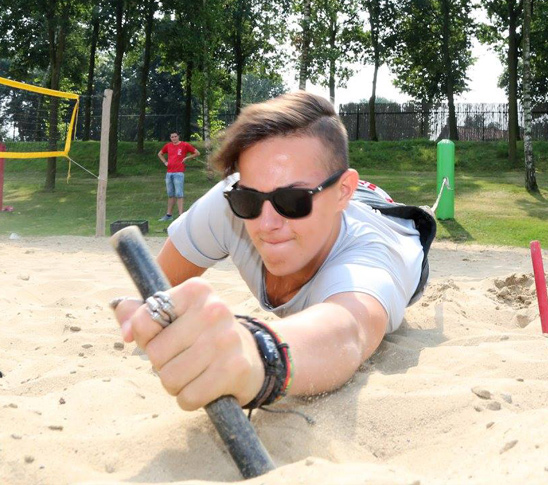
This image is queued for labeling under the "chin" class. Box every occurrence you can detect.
[262,258,302,277]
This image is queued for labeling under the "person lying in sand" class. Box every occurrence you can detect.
[111,91,435,412]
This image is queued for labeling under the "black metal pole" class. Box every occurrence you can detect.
[110,225,276,479]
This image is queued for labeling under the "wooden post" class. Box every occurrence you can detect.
[96,89,112,237]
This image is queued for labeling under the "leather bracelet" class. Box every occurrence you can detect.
[236,315,293,409]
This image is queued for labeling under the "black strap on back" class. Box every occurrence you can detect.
[371,204,437,305]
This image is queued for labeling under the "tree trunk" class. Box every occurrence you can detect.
[202,0,214,181]
[328,12,336,105]
[421,101,431,139]
[137,0,155,152]
[298,0,311,90]
[442,0,458,141]
[522,0,538,192]
[45,2,69,192]
[235,26,243,115]
[108,0,126,175]
[83,15,100,141]
[368,61,378,141]
[507,0,519,165]
[184,61,193,141]
[202,94,210,148]
[367,0,380,141]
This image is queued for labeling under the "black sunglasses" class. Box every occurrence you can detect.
[224,169,346,219]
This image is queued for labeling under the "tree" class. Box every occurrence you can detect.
[105,0,143,174]
[359,0,397,141]
[223,0,290,114]
[479,0,522,164]
[307,0,363,105]
[0,0,88,190]
[527,0,548,103]
[294,0,313,90]
[389,0,475,140]
[136,0,158,152]
[83,6,103,141]
[44,1,71,191]
[522,0,537,192]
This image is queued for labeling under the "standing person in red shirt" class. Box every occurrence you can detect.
[157,132,200,221]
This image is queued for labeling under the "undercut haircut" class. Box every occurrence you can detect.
[210,91,349,177]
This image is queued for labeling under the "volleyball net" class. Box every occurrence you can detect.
[0,76,79,159]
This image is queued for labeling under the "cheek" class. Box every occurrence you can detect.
[290,215,329,247]
[243,219,259,238]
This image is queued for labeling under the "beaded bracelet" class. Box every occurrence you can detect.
[235,315,293,409]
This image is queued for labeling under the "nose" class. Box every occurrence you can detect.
[257,200,285,231]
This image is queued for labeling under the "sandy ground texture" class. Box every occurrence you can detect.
[1,235,547,485]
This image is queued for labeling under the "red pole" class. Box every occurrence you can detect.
[0,143,5,211]
[530,240,548,334]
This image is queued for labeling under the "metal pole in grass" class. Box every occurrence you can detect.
[530,240,548,334]
[436,139,455,220]
[0,143,5,211]
[111,226,276,479]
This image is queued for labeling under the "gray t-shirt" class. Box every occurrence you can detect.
[168,175,423,333]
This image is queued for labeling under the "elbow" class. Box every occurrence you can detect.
[359,314,387,362]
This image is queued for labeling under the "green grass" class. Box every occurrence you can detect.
[1,139,548,248]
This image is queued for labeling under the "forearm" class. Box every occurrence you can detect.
[272,295,387,396]
[157,238,207,286]
[185,151,200,161]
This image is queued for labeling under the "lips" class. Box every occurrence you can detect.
[261,238,291,246]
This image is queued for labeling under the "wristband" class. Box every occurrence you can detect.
[236,315,293,409]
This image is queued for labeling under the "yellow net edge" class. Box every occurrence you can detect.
[0,76,79,100]
[0,76,80,159]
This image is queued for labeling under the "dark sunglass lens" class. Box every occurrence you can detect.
[274,190,312,218]
[229,190,262,218]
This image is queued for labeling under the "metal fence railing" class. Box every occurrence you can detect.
[338,102,548,142]
[65,102,548,143]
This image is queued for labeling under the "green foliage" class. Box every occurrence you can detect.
[306,0,363,93]
[0,0,90,89]
[529,0,548,102]
[192,116,226,141]
[478,0,548,103]
[389,0,476,104]
[358,0,397,67]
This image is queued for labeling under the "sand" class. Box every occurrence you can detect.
[1,235,547,485]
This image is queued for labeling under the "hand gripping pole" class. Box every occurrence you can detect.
[111,226,276,478]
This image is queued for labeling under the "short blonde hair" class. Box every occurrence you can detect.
[211,91,348,177]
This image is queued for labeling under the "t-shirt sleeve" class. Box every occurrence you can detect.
[160,143,169,154]
[308,239,417,334]
[167,179,232,268]
[186,142,197,153]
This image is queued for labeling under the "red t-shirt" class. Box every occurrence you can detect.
[161,141,197,173]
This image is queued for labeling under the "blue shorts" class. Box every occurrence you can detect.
[165,172,184,198]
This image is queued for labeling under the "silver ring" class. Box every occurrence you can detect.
[147,308,171,327]
[145,291,177,328]
[153,291,177,322]
[145,296,161,313]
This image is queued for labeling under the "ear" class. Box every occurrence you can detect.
[337,169,359,210]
